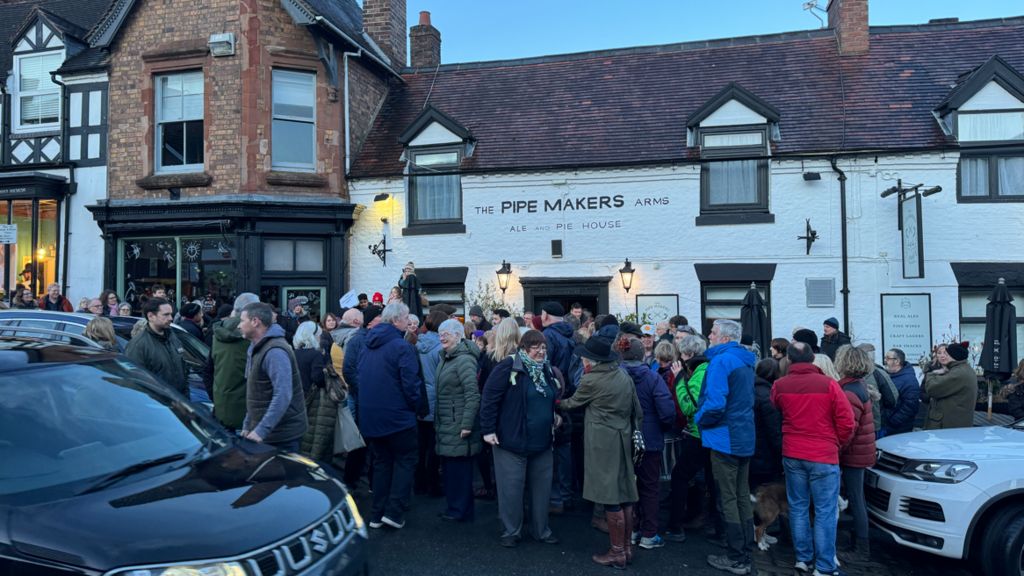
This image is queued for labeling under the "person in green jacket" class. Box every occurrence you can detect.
[209,292,260,431]
[663,334,710,542]
[435,319,483,521]
[923,343,978,429]
[125,297,187,396]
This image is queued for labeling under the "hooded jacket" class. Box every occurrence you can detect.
[434,340,483,458]
[543,321,577,392]
[330,324,359,347]
[883,364,921,435]
[694,341,756,456]
[675,356,707,438]
[210,316,249,430]
[416,331,443,421]
[357,323,422,438]
[923,359,977,430]
[125,324,188,396]
[341,327,369,400]
[624,362,676,452]
[839,377,877,468]
[751,375,783,480]
[771,362,856,465]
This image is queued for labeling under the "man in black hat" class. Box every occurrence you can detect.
[792,328,820,354]
[819,317,850,360]
[468,305,492,331]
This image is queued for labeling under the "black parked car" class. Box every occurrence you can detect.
[0,339,368,576]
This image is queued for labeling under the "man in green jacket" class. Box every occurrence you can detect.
[208,292,260,431]
[125,297,187,395]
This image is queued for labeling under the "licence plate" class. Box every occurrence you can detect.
[866,469,879,489]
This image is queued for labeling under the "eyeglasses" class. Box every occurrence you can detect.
[884,356,899,361]
[528,345,547,352]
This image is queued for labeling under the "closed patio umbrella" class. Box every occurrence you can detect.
[980,277,1017,379]
[740,282,770,358]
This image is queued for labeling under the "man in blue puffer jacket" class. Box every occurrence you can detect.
[358,302,422,530]
[695,319,756,575]
[882,348,922,436]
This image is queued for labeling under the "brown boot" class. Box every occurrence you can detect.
[623,505,635,565]
[593,510,626,570]
[591,515,609,533]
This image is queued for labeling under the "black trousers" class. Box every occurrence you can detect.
[367,426,418,523]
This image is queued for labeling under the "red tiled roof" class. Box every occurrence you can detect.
[350,17,1024,178]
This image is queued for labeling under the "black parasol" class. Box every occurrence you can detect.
[980,277,1018,378]
[740,282,770,358]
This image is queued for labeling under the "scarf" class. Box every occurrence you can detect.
[518,350,549,397]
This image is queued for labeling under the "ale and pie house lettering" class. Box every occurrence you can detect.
[472,194,670,233]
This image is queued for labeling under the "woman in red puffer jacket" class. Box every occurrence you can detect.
[834,345,876,563]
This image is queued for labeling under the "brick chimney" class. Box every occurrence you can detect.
[363,0,407,67]
[410,11,441,68]
[827,0,869,55]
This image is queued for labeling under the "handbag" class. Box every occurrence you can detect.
[323,362,347,404]
[333,405,365,455]
[630,393,645,465]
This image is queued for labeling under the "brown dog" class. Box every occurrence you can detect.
[751,481,848,552]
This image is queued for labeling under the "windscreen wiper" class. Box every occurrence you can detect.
[76,452,192,495]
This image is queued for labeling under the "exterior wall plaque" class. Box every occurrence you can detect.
[880,293,932,363]
[900,193,924,279]
[636,293,679,323]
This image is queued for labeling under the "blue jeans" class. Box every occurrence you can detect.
[549,441,573,506]
[784,457,840,574]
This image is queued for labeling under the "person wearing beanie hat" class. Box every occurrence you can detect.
[820,317,851,361]
[468,304,492,332]
[372,292,385,306]
[177,301,206,341]
[620,322,644,339]
[792,328,820,354]
[922,342,977,430]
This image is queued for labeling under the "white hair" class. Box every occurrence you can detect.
[233,292,260,314]
[438,319,464,340]
[293,321,322,350]
[381,302,410,324]
[713,319,741,342]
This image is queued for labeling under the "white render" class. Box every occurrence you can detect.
[699,99,768,127]
[348,151,1024,357]
[959,81,1024,111]
[407,122,464,147]
[66,165,106,301]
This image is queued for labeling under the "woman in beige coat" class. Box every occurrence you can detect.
[561,332,641,569]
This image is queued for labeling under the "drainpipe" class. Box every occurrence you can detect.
[50,71,76,295]
[829,158,850,334]
[342,48,363,175]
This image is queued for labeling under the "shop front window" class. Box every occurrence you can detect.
[10,200,34,296]
[121,235,236,314]
[36,200,58,292]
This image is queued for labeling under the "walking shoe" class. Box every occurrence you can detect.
[368,519,384,529]
[537,534,560,545]
[381,516,405,529]
[707,554,751,575]
[639,535,666,549]
[663,529,687,543]
[794,561,811,574]
[500,535,518,548]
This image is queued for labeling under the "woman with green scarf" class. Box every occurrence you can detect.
[480,329,564,548]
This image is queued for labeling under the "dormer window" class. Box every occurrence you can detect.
[935,56,1024,203]
[688,83,778,225]
[398,106,474,235]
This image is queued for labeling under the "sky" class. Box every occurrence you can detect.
[384,0,1021,64]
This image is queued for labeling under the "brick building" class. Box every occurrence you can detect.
[85,0,405,314]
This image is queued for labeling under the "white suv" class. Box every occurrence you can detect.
[867,421,1024,575]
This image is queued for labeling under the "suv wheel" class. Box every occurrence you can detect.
[979,505,1024,576]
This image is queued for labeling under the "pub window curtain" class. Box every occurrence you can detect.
[960,158,989,196]
[708,160,757,205]
[414,174,460,220]
[998,157,1024,196]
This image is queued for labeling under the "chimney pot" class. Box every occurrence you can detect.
[419,11,431,26]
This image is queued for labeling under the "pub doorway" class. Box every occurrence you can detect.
[519,276,611,316]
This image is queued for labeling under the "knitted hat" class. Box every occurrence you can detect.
[946,343,969,362]
[619,337,645,361]
[469,305,484,317]
[541,301,565,317]
[180,302,202,319]
[824,317,840,330]
[793,328,820,353]
[363,305,383,326]
[575,333,617,363]
[371,292,384,304]
[620,322,644,338]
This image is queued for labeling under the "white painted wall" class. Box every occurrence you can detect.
[349,152,1024,358]
[65,165,106,301]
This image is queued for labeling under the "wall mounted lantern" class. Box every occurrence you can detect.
[619,258,635,293]
[496,260,512,293]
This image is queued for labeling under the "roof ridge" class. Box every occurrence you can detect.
[869,15,1024,34]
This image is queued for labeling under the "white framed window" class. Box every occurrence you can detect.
[957,111,1024,143]
[155,71,204,173]
[13,51,63,132]
[272,69,316,172]
[409,149,462,224]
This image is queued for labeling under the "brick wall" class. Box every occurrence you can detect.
[107,0,352,200]
[363,0,407,68]
[348,59,389,166]
[409,22,440,69]
[827,0,869,55]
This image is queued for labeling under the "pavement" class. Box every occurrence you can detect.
[352,487,975,576]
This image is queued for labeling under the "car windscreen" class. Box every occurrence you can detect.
[0,359,227,500]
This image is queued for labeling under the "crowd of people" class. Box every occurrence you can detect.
[4,272,1001,576]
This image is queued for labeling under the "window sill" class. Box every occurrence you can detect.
[266,171,327,188]
[136,172,213,190]
[956,195,1024,204]
[11,128,61,139]
[695,212,775,226]
[402,222,467,236]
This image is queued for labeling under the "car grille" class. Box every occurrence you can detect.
[865,485,891,512]
[245,504,357,576]
[899,497,945,522]
[874,451,907,474]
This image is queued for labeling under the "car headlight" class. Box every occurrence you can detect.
[901,460,977,483]
[345,492,367,538]
[118,563,246,576]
